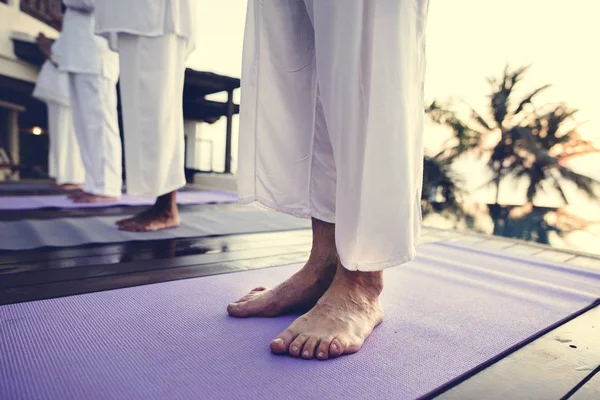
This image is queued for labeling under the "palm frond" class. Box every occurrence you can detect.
[514,84,551,115]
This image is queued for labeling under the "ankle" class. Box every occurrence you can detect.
[303,251,337,277]
[154,192,178,216]
[336,263,384,299]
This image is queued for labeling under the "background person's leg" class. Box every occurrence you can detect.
[69,73,122,200]
[46,103,57,181]
[115,33,187,231]
[49,103,85,186]
[67,73,93,199]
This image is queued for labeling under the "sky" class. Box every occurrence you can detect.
[186,1,599,201]
[187,0,599,172]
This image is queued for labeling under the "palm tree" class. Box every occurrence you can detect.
[421,153,463,213]
[425,64,600,242]
[428,65,599,204]
[510,105,598,204]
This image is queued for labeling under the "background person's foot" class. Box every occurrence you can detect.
[270,262,384,360]
[66,189,85,200]
[117,208,180,232]
[73,192,119,203]
[117,191,180,232]
[60,183,83,191]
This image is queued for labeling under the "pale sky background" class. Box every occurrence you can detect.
[186,0,600,251]
[187,0,599,173]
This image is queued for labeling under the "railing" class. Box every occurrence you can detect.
[20,0,62,30]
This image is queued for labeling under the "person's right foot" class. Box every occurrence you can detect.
[116,207,180,232]
[117,191,180,232]
[227,253,337,318]
[270,263,384,360]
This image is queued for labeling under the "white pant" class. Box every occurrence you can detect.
[238,0,429,271]
[47,102,85,185]
[68,73,122,197]
[48,126,57,179]
[117,33,187,196]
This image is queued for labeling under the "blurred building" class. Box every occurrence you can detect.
[0,0,239,181]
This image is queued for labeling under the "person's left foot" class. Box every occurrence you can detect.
[117,191,180,232]
[60,183,83,191]
[72,192,119,203]
[269,262,384,360]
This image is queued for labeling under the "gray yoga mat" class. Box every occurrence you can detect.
[0,183,56,192]
[0,207,311,250]
[1,241,598,400]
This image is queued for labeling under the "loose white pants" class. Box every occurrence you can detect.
[48,126,57,179]
[238,0,429,271]
[47,102,85,185]
[69,73,123,197]
[117,33,187,196]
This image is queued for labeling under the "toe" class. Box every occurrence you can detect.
[330,338,344,357]
[289,334,310,357]
[316,339,332,360]
[227,295,269,318]
[226,301,252,318]
[226,302,244,317]
[270,329,297,354]
[301,337,319,359]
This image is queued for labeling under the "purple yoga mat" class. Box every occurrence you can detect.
[0,190,237,210]
[1,242,598,400]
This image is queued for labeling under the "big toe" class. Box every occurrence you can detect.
[270,329,297,354]
[227,296,267,318]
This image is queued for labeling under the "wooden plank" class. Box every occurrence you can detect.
[0,229,311,265]
[568,369,600,400]
[0,251,309,305]
[429,303,600,400]
[1,242,311,288]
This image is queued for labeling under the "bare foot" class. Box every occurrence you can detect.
[60,183,83,191]
[73,192,119,203]
[270,262,384,360]
[117,191,180,232]
[227,254,337,317]
[67,190,85,200]
[117,209,180,232]
[227,218,337,317]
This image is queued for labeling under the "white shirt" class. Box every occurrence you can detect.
[94,0,196,56]
[53,0,119,80]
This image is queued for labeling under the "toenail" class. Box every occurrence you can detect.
[292,346,298,352]
[318,352,324,358]
[332,343,338,351]
[303,351,309,357]
[273,338,283,345]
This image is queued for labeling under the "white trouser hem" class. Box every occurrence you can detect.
[340,249,417,272]
[55,178,84,185]
[86,188,122,198]
[239,196,417,271]
[238,196,336,224]
[125,178,186,198]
